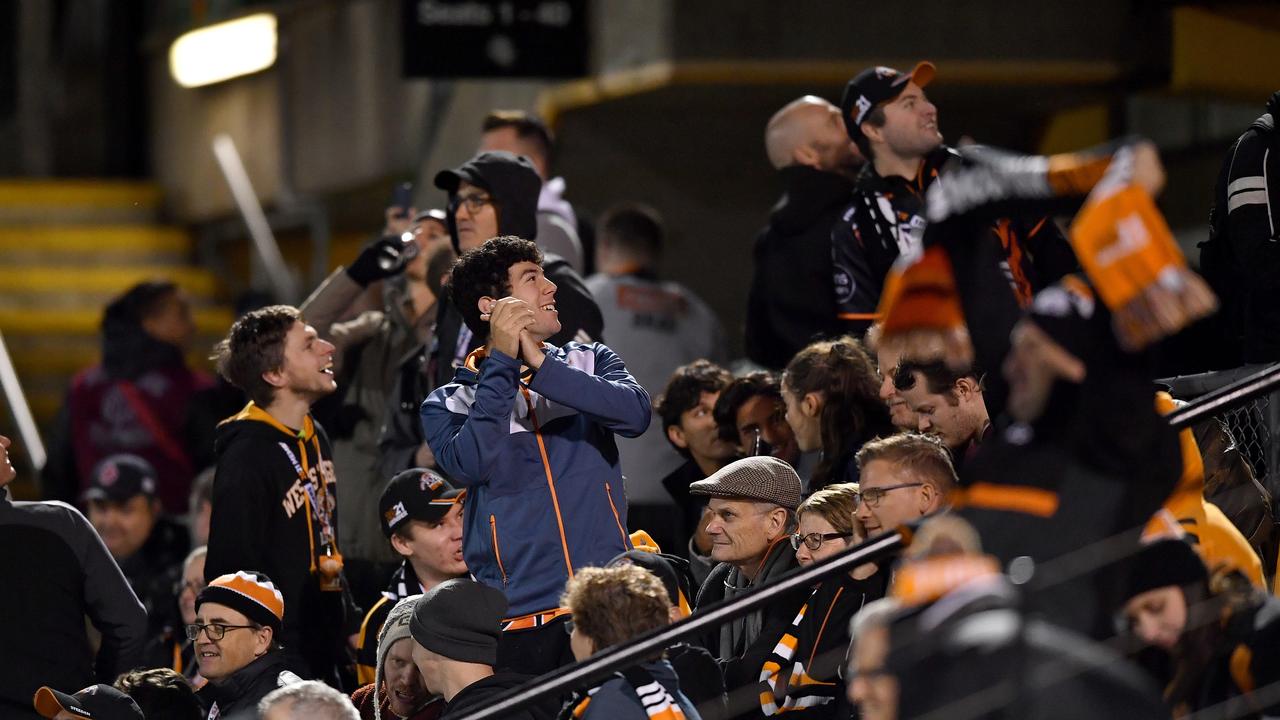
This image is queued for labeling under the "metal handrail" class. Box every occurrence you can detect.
[452,361,1280,720]
[454,532,906,720]
[0,330,46,471]
[211,133,301,303]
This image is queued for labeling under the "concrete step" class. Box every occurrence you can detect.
[0,225,192,265]
[0,306,233,336]
[0,266,221,309]
[0,180,162,224]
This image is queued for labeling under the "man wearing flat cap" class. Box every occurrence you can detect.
[408,579,557,720]
[690,456,809,681]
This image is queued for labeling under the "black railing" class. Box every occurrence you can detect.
[452,361,1280,720]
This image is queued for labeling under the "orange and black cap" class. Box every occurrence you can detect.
[840,61,936,141]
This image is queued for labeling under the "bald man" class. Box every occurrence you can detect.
[745,96,864,370]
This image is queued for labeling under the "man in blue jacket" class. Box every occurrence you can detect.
[421,235,651,675]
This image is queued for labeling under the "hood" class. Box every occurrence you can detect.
[538,176,577,228]
[101,315,186,380]
[214,402,318,456]
[435,152,542,254]
[769,165,855,235]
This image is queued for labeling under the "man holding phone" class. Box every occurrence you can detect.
[420,236,651,676]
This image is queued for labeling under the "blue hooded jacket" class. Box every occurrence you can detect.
[421,342,650,617]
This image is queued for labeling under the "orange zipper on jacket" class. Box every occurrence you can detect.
[521,387,575,578]
[604,482,630,548]
[489,515,508,585]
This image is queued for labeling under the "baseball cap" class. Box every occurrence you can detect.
[83,454,157,504]
[688,455,803,510]
[34,684,143,720]
[379,468,465,537]
[840,61,936,141]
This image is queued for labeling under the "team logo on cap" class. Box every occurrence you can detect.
[854,95,873,125]
[99,462,119,486]
[421,473,443,492]
[875,66,898,78]
[385,501,409,528]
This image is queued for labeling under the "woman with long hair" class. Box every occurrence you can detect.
[1120,538,1280,718]
[782,337,893,490]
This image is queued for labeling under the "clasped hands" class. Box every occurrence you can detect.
[483,297,547,370]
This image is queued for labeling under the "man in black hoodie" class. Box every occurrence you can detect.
[377,152,603,480]
[745,96,862,370]
[206,305,359,685]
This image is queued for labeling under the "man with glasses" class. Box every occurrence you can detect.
[853,433,956,538]
[193,571,300,719]
[688,456,810,695]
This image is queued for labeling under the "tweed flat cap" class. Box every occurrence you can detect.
[688,456,802,509]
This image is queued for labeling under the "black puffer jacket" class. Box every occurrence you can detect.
[197,652,296,720]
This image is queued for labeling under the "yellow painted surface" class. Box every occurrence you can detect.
[0,225,190,254]
[1172,7,1280,99]
[0,266,218,296]
[1039,104,1111,155]
[0,180,162,208]
[0,307,233,335]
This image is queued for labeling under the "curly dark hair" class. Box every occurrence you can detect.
[211,305,301,406]
[654,360,733,456]
[448,236,544,334]
[115,667,203,720]
[784,337,893,488]
[713,371,782,444]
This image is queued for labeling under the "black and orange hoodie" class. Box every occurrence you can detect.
[205,402,355,680]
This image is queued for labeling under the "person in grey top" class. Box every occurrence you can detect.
[0,433,147,718]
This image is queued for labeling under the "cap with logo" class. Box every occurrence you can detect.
[34,684,143,720]
[83,454,157,504]
[378,468,465,537]
[840,61,936,142]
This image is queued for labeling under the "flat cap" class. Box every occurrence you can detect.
[688,456,802,509]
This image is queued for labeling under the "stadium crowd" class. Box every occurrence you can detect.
[3,61,1280,720]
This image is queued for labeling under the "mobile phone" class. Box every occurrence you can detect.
[391,182,413,218]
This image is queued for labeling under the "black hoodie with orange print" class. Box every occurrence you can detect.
[205,402,357,684]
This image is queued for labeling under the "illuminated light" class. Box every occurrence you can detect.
[169,13,278,88]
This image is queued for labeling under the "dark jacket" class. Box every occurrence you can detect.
[563,660,701,720]
[205,403,356,682]
[745,166,853,370]
[1204,95,1280,363]
[197,652,296,720]
[443,672,557,720]
[422,343,649,617]
[44,325,212,513]
[694,537,808,692]
[0,490,147,718]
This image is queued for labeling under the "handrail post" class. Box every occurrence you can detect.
[0,330,46,471]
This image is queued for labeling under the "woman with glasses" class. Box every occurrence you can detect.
[781,338,893,491]
[755,484,889,717]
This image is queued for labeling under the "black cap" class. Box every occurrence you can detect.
[83,454,157,503]
[34,684,143,720]
[413,208,448,225]
[840,61,936,141]
[1120,538,1208,605]
[379,468,465,537]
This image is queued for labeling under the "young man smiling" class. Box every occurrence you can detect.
[421,236,651,675]
[207,306,357,685]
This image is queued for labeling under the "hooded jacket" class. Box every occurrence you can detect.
[421,342,650,618]
[744,165,853,370]
[442,672,557,720]
[205,403,353,681]
[563,660,701,720]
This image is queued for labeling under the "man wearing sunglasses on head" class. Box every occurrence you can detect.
[853,433,957,539]
[192,571,301,720]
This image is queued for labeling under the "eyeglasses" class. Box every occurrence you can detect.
[855,483,925,509]
[452,193,494,215]
[174,579,205,597]
[790,531,853,551]
[185,623,258,641]
[563,619,575,636]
